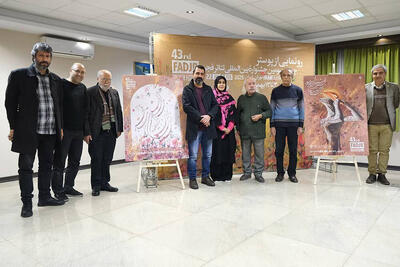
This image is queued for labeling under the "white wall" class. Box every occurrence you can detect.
[0,28,148,178]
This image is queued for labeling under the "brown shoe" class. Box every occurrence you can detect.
[366,174,377,184]
[240,174,251,181]
[189,179,199,189]
[201,176,215,186]
[377,174,390,185]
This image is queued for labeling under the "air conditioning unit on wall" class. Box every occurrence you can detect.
[40,36,95,60]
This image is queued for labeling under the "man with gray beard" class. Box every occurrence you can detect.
[87,70,123,196]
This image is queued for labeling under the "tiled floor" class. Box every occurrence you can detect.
[1,163,400,267]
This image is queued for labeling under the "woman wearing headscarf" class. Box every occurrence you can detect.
[210,76,237,181]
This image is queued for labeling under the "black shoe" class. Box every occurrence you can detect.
[366,174,377,184]
[240,174,251,181]
[289,176,298,183]
[201,176,215,186]
[189,179,199,189]
[55,193,69,202]
[38,196,65,207]
[21,202,33,218]
[255,175,265,183]
[275,174,284,182]
[92,189,100,196]
[65,187,83,196]
[101,183,118,192]
[377,174,390,185]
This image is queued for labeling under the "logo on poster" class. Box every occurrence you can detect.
[349,137,364,152]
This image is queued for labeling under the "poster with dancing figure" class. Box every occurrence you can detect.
[303,74,369,156]
[122,75,189,161]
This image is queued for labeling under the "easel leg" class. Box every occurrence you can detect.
[353,157,362,186]
[333,161,337,182]
[314,157,320,185]
[176,159,185,189]
[137,164,142,193]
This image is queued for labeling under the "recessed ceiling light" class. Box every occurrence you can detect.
[331,10,364,21]
[248,31,254,35]
[124,6,159,18]
[377,34,383,37]
[186,10,194,14]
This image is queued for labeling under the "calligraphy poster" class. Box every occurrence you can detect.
[303,74,369,156]
[153,33,315,176]
[122,75,189,161]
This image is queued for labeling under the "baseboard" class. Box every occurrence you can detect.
[0,159,127,184]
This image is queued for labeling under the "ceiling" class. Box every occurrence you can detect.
[0,0,399,52]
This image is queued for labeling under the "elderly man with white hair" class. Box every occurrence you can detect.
[236,77,271,183]
[365,64,400,185]
[87,70,123,196]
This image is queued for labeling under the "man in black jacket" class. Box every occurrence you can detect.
[52,63,89,201]
[87,70,123,196]
[5,42,65,218]
[182,65,218,189]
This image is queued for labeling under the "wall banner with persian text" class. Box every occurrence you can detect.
[153,33,315,175]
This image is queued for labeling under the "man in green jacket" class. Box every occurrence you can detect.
[237,77,272,182]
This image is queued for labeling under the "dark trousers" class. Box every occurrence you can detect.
[18,134,56,203]
[52,129,83,193]
[88,130,116,190]
[275,127,298,176]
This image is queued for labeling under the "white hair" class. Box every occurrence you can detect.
[241,76,258,95]
[371,64,387,74]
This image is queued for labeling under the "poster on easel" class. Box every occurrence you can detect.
[303,74,369,156]
[122,75,189,161]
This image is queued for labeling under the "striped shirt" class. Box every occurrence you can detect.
[270,84,304,128]
[36,69,56,134]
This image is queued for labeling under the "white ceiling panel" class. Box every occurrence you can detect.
[252,0,305,13]
[272,6,319,20]
[291,15,334,27]
[146,14,192,27]
[236,3,266,16]
[10,0,71,10]
[75,0,136,11]
[57,2,110,19]
[97,12,142,26]
[365,3,400,17]
[255,14,284,25]
[0,0,53,16]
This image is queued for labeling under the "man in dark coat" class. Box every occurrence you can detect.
[87,70,123,196]
[182,65,218,189]
[5,42,65,218]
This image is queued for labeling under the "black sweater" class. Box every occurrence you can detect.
[62,79,89,134]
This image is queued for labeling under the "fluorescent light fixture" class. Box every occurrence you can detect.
[331,10,364,21]
[124,6,159,18]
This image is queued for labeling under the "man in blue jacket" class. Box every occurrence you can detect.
[270,68,304,183]
[182,65,218,189]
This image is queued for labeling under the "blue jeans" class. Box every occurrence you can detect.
[188,131,213,179]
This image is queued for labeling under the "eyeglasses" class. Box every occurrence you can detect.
[100,78,112,82]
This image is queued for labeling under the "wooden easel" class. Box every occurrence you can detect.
[136,159,185,192]
[313,156,361,185]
